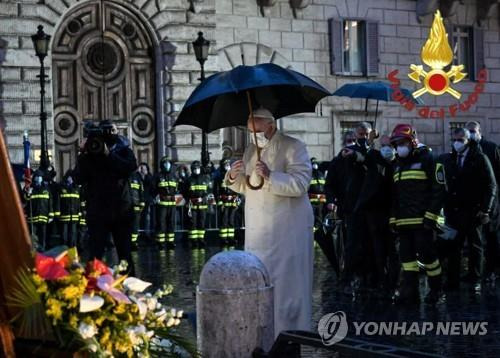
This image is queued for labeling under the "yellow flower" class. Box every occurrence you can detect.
[60,285,81,300]
[45,298,64,324]
[69,314,78,328]
[114,304,126,315]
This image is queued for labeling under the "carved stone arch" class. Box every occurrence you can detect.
[49,0,173,177]
[216,43,292,157]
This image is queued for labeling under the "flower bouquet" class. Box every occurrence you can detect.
[7,247,199,357]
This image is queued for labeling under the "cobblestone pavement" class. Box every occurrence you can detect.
[132,240,500,357]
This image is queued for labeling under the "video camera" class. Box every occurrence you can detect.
[82,121,115,155]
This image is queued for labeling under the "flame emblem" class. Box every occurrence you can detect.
[408,10,466,99]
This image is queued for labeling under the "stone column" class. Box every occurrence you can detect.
[196,250,274,357]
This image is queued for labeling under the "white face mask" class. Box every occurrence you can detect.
[224,165,231,171]
[193,168,201,175]
[397,145,410,158]
[453,141,467,153]
[380,146,395,161]
[470,132,481,142]
[250,132,269,147]
[34,176,43,186]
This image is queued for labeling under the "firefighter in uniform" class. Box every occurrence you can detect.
[216,159,240,245]
[389,124,445,304]
[154,157,179,248]
[188,161,210,245]
[309,157,327,233]
[24,170,54,251]
[58,170,81,247]
[130,170,145,248]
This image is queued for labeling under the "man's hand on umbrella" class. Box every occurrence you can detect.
[255,161,270,179]
[229,160,245,180]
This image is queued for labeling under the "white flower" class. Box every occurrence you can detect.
[176,310,184,318]
[88,344,98,353]
[123,277,152,293]
[166,318,175,327]
[126,325,146,345]
[155,302,162,310]
[79,294,104,313]
[130,296,148,320]
[78,322,97,339]
[170,308,177,317]
[159,338,172,348]
[174,318,181,326]
[146,297,158,311]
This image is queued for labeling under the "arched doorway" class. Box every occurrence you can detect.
[51,0,157,177]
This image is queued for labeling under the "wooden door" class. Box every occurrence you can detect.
[51,0,156,177]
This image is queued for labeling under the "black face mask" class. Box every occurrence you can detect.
[357,138,367,147]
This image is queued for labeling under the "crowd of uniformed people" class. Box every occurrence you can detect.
[22,118,500,304]
[22,157,245,252]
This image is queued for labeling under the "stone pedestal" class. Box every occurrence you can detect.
[196,250,274,357]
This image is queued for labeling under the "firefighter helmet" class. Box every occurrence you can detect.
[191,160,201,172]
[390,124,417,146]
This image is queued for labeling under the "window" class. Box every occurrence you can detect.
[447,24,484,81]
[329,19,379,76]
[342,21,366,75]
[452,26,473,76]
[340,121,373,135]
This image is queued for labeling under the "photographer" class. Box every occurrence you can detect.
[73,120,137,274]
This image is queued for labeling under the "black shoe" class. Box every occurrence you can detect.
[393,289,420,305]
[425,275,445,304]
[424,290,446,304]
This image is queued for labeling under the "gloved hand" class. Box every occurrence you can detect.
[423,217,440,232]
[477,211,490,225]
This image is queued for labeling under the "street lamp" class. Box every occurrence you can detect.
[31,25,51,173]
[192,32,210,169]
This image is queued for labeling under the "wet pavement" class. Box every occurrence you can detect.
[131,237,500,357]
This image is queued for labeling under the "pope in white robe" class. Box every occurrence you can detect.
[225,108,314,339]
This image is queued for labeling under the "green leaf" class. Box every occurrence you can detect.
[6,268,52,338]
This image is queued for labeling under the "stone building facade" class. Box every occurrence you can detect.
[0,0,499,175]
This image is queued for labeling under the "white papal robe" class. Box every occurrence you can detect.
[225,130,314,339]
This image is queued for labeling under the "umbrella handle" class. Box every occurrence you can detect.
[246,91,264,190]
[245,174,264,190]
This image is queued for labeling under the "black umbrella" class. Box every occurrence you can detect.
[175,63,331,190]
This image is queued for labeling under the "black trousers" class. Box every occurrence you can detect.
[29,223,47,251]
[343,213,368,281]
[484,225,499,275]
[399,228,441,278]
[156,205,176,243]
[219,203,237,240]
[139,202,154,238]
[87,214,134,275]
[365,210,400,289]
[311,202,325,230]
[189,207,207,241]
[131,209,142,243]
[449,225,483,285]
[60,221,78,247]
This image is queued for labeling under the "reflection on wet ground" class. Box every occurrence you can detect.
[132,241,500,357]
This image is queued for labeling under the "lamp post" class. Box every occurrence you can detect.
[31,25,51,173]
[192,31,210,169]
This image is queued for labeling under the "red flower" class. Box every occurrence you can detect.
[35,253,69,280]
[86,259,111,276]
[85,259,111,292]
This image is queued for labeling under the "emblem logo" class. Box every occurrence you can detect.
[408,10,466,99]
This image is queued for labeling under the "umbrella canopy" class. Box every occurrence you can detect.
[332,81,423,103]
[174,63,331,133]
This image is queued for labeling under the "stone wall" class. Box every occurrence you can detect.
[1,0,499,167]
